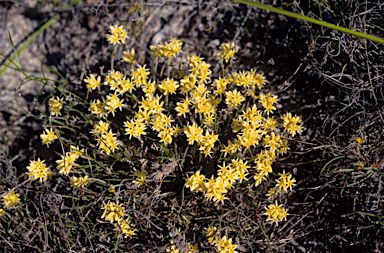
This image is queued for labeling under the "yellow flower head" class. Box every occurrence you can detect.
[70,175,89,188]
[84,74,101,91]
[122,49,135,64]
[3,190,20,209]
[40,128,58,147]
[26,158,52,182]
[218,42,239,63]
[107,24,128,45]
[48,96,63,116]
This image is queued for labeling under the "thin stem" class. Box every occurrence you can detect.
[111,44,118,71]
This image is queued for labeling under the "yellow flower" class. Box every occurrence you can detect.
[218,42,239,63]
[159,78,179,95]
[57,153,77,176]
[105,93,126,117]
[186,171,206,192]
[89,99,106,116]
[186,243,199,253]
[26,158,52,182]
[166,245,179,253]
[101,201,125,223]
[131,65,150,86]
[216,235,238,253]
[259,93,278,114]
[70,175,89,188]
[175,98,190,117]
[124,119,147,140]
[0,208,5,216]
[107,24,128,45]
[106,34,120,45]
[184,122,204,145]
[264,202,288,225]
[96,130,120,155]
[115,218,136,238]
[179,75,196,94]
[355,137,364,145]
[40,128,58,147]
[150,38,182,59]
[91,120,110,136]
[282,112,303,137]
[3,190,20,209]
[48,96,63,116]
[84,74,101,91]
[122,48,135,64]
[213,77,229,94]
[109,185,115,193]
[225,89,245,108]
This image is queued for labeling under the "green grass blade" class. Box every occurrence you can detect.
[0,0,83,76]
[321,155,344,173]
[235,0,384,45]
[348,171,374,187]
[8,32,20,69]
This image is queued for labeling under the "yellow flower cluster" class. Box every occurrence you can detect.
[189,56,212,83]
[89,99,106,117]
[101,201,125,223]
[282,112,303,137]
[105,93,126,117]
[122,48,135,64]
[90,120,120,155]
[266,171,296,200]
[26,158,52,182]
[216,236,238,253]
[115,218,136,238]
[104,70,135,94]
[56,146,83,175]
[70,175,88,188]
[159,78,179,95]
[124,119,147,140]
[218,42,239,63]
[150,38,182,59]
[40,128,58,147]
[205,227,238,253]
[264,202,288,225]
[131,65,150,86]
[206,226,220,244]
[175,98,190,117]
[96,130,120,155]
[76,37,302,232]
[3,190,20,209]
[90,120,110,136]
[101,201,135,238]
[225,89,245,108]
[48,96,63,116]
[88,71,132,117]
[84,74,101,91]
[259,93,278,114]
[186,159,248,203]
[106,24,128,45]
[276,170,296,192]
